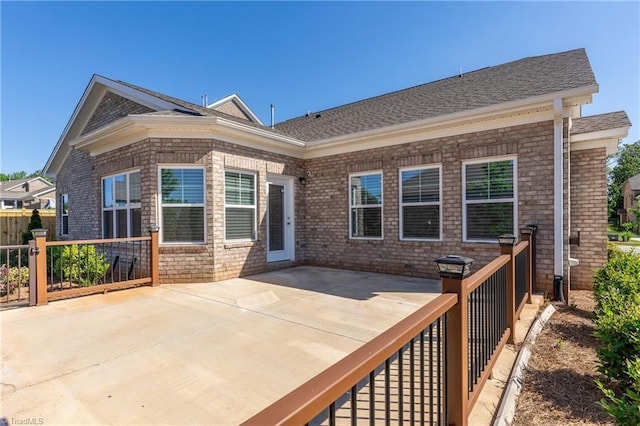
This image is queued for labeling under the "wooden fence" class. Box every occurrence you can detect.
[0,209,56,245]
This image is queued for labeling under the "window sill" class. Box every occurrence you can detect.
[347,239,384,245]
[224,240,257,249]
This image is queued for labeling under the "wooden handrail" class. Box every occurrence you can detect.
[242,293,458,426]
[513,240,529,256]
[464,254,510,294]
[46,236,151,246]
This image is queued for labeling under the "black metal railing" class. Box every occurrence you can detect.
[46,238,151,293]
[310,315,449,426]
[515,249,528,311]
[0,244,30,306]
[467,264,507,394]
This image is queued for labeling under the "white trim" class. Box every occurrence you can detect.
[157,165,207,245]
[223,170,258,243]
[462,156,518,243]
[553,98,564,277]
[266,175,295,262]
[101,170,141,238]
[44,75,183,178]
[398,164,442,242]
[349,170,384,240]
[69,115,307,158]
[61,193,69,236]
[207,94,264,126]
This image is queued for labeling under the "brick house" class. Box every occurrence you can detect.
[43,49,630,292]
[620,173,640,225]
[0,177,56,210]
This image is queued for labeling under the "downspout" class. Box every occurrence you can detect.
[553,98,564,291]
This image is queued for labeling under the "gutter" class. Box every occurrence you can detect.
[553,98,564,279]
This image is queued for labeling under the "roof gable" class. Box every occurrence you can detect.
[627,173,640,191]
[82,91,155,135]
[207,94,263,125]
[275,49,597,142]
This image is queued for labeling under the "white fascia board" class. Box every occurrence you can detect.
[303,105,556,159]
[44,75,184,178]
[571,126,630,156]
[72,115,307,158]
[305,85,598,159]
[92,76,180,111]
[32,187,56,198]
[571,126,630,143]
[572,138,620,156]
[44,75,104,177]
[207,94,264,126]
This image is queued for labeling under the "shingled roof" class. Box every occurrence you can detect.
[113,78,293,137]
[571,111,631,135]
[275,49,597,142]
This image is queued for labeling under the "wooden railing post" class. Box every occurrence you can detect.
[520,227,534,304]
[31,229,49,306]
[442,276,469,426]
[28,240,37,306]
[149,227,160,286]
[499,237,517,345]
[436,255,473,426]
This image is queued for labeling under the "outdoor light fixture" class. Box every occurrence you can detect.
[498,234,518,247]
[30,228,48,239]
[519,224,538,235]
[435,255,474,279]
[299,176,307,185]
[148,226,161,233]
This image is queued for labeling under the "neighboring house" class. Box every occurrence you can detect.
[43,49,631,292]
[0,177,56,210]
[620,173,640,224]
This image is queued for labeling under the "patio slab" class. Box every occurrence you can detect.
[1,266,440,425]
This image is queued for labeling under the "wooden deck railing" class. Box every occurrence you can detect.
[243,227,537,426]
[6,229,160,307]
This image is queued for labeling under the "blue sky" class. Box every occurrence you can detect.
[1,1,638,174]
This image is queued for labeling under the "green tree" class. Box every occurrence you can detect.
[608,140,640,224]
[21,209,43,244]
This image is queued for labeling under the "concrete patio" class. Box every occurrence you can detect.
[1,266,442,425]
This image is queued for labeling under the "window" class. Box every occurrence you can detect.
[463,157,516,242]
[159,167,205,243]
[102,171,141,238]
[400,166,441,240]
[61,194,69,236]
[349,172,383,239]
[224,171,256,241]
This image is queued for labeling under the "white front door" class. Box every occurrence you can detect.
[267,176,295,262]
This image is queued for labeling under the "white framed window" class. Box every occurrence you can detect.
[399,165,441,240]
[224,171,256,241]
[349,171,383,239]
[61,193,69,236]
[159,167,205,244]
[102,171,141,238]
[463,156,517,242]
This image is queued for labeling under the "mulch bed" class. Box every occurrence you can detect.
[513,290,613,425]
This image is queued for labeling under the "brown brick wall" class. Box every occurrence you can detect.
[82,92,154,135]
[56,149,100,240]
[304,121,557,293]
[60,138,304,284]
[570,147,608,289]
[58,120,596,293]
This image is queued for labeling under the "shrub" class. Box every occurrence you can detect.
[21,209,43,244]
[597,358,640,426]
[0,264,29,296]
[61,245,110,286]
[593,250,640,423]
